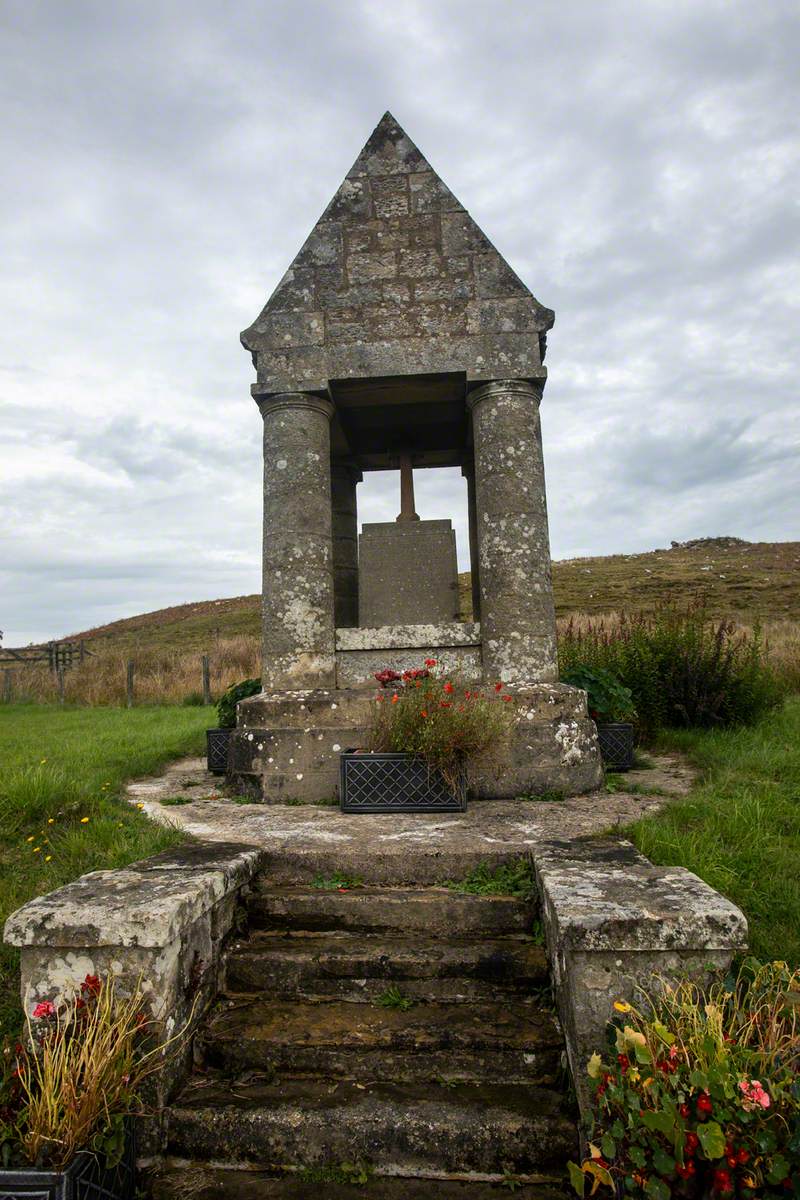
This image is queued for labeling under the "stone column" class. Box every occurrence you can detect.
[260,393,336,690]
[331,462,361,629]
[461,457,481,622]
[467,379,558,684]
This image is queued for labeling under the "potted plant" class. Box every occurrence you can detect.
[206,677,261,774]
[568,958,800,1198]
[561,665,637,772]
[339,661,515,812]
[0,973,182,1200]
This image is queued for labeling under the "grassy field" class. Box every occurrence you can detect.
[0,705,211,1035]
[627,695,800,967]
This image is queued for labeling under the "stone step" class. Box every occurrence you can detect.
[247,885,535,936]
[166,1076,577,1177]
[225,931,549,1001]
[151,1163,570,1199]
[198,997,563,1084]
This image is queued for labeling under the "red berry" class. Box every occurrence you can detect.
[713,1168,733,1194]
[727,1156,738,1169]
[679,1103,690,1118]
[617,1054,629,1070]
[737,1149,750,1165]
[697,1092,713,1115]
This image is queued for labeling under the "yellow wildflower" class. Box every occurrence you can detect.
[47,818,54,824]
[26,835,35,843]
[33,847,41,853]
[136,803,145,810]
[45,855,52,862]
[80,816,90,824]
[613,1000,632,1013]
[40,758,47,764]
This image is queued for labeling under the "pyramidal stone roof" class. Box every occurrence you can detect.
[242,112,554,398]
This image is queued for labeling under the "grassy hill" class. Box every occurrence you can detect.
[67,538,799,653]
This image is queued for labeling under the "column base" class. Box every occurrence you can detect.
[229,684,602,804]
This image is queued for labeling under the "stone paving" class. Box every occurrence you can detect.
[124,753,693,880]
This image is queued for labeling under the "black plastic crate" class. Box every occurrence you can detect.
[597,722,635,772]
[340,751,467,813]
[206,727,232,775]
[0,1125,135,1200]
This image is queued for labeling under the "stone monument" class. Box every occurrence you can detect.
[230,112,602,801]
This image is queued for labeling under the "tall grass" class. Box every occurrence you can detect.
[4,637,259,707]
[558,607,788,736]
[628,697,800,966]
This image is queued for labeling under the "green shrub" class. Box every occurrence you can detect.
[215,677,261,729]
[561,665,636,723]
[559,608,786,737]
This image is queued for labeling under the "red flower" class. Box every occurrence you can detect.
[685,1132,699,1154]
[737,1149,749,1165]
[494,682,503,692]
[391,694,399,704]
[502,694,513,702]
[696,1092,713,1116]
[425,658,437,667]
[443,681,454,694]
[677,1161,696,1180]
[81,974,101,996]
[679,1103,690,1119]
[713,1168,733,1195]
[32,1000,55,1019]
[617,1054,629,1070]
[439,701,452,709]
[421,710,428,718]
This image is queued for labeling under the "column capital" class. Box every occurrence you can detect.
[467,378,543,412]
[257,392,335,422]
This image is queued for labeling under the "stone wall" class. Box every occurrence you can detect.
[3,842,263,1161]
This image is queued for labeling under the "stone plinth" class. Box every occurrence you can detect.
[231,678,601,804]
[335,621,482,688]
[358,519,459,627]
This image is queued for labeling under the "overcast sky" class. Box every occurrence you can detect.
[2,1,798,643]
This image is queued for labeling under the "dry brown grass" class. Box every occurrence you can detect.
[7,636,260,707]
[6,615,797,706]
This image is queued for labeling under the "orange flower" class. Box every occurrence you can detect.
[391,693,399,704]
[443,681,454,694]
[421,710,428,718]
[439,701,452,709]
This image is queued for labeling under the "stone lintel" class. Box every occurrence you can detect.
[335,621,480,652]
[3,842,262,950]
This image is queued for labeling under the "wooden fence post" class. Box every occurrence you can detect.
[57,667,65,705]
[2,670,12,703]
[202,655,211,706]
[126,660,135,708]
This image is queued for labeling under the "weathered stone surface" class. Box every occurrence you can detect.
[249,886,534,935]
[468,380,558,686]
[359,519,460,627]
[166,1076,577,1176]
[336,645,482,688]
[200,996,563,1083]
[224,930,549,1003]
[260,393,336,690]
[535,836,748,1123]
[336,621,480,651]
[3,842,261,950]
[242,113,553,396]
[151,1165,570,1200]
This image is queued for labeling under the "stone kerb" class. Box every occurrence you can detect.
[3,841,263,1159]
[533,837,748,1127]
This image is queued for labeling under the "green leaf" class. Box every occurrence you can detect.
[568,1162,587,1196]
[645,1177,671,1200]
[641,1110,674,1136]
[652,1149,675,1176]
[696,1121,725,1160]
[601,1134,616,1161]
[767,1155,789,1185]
[629,1145,647,1169]
[611,1119,624,1139]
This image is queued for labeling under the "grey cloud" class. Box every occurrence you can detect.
[1,0,798,641]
